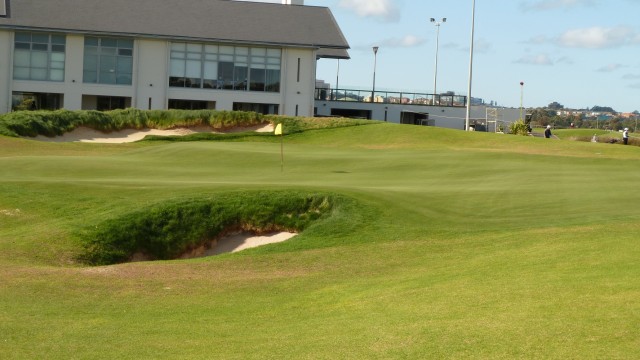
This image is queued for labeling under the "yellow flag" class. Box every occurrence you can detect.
[274,123,283,135]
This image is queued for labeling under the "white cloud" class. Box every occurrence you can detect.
[520,0,597,11]
[596,63,626,72]
[514,53,555,65]
[525,35,550,45]
[556,56,574,65]
[558,26,638,49]
[338,0,400,22]
[380,35,425,48]
[454,38,493,54]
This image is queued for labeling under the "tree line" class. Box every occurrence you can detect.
[527,102,640,131]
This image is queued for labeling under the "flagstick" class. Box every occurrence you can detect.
[280,132,284,172]
[274,123,284,172]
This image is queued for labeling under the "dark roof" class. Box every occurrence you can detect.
[0,0,350,58]
[317,47,350,59]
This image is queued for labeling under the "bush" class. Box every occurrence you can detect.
[78,191,341,265]
[509,120,530,136]
[0,109,267,137]
[0,109,374,139]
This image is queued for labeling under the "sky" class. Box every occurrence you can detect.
[238,0,640,113]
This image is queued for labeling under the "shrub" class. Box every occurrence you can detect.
[0,109,268,137]
[509,120,530,136]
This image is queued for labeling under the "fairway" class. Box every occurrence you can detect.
[1,122,639,359]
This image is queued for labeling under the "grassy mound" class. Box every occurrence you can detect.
[79,191,345,265]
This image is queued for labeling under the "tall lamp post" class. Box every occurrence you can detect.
[465,0,476,131]
[372,46,379,103]
[335,59,340,100]
[430,17,446,100]
[520,81,524,120]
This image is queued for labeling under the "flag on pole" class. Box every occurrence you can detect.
[274,123,284,172]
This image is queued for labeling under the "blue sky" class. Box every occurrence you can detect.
[240,0,640,113]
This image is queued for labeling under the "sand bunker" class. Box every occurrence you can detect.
[209,231,296,255]
[31,123,275,143]
[171,231,297,260]
[128,231,297,262]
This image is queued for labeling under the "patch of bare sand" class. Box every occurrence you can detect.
[212,231,296,255]
[178,231,297,259]
[30,123,275,143]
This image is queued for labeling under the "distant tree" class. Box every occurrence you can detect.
[548,101,564,110]
[530,108,552,126]
[591,105,616,113]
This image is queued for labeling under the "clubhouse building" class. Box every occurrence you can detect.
[0,0,349,115]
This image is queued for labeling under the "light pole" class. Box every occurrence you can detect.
[335,59,340,100]
[430,17,446,100]
[372,46,379,103]
[465,0,476,131]
[520,81,524,120]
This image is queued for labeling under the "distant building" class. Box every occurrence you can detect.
[313,87,520,131]
[0,0,349,115]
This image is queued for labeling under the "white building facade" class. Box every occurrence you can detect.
[0,0,349,115]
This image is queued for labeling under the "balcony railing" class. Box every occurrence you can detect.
[315,88,467,107]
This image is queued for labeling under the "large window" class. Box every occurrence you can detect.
[13,32,66,82]
[12,92,63,111]
[168,99,211,110]
[83,37,133,85]
[170,42,280,93]
[233,102,279,115]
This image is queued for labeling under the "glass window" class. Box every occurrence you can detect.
[13,49,30,67]
[15,33,31,42]
[219,46,234,55]
[83,36,134,85]
[266,67,281,92]
[32,34,49,43]
[13,32,66,82]
[50,69,65,82]
[250,65,266,92]
[204,45,218,54]
[168,42,281,93]
[51,35,66,45]
[203,61,218,88]
[13,68,29,80]
[31,52,48,68]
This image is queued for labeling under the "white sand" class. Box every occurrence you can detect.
[176,231,297,260]
[210,231,297,255]
[30,123,275,143]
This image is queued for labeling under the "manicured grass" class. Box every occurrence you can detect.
[1,122,640,359]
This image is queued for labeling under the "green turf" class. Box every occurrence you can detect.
[1,122,639,359]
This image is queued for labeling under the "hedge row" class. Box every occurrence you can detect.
[0,108,265,137]
[0,109,373,138]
